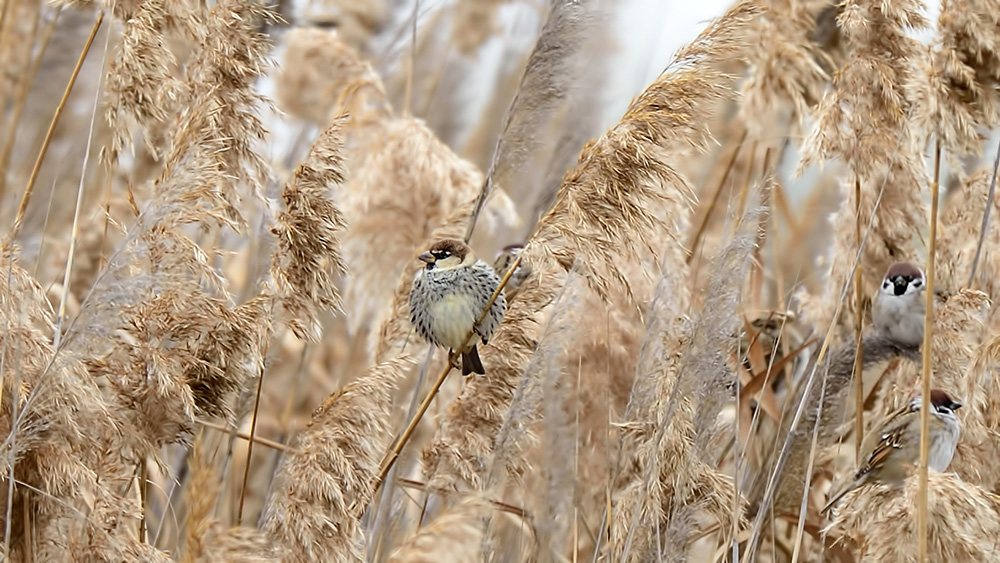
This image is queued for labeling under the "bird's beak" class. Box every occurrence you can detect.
[418,251,434,264]
[952,401,963,410]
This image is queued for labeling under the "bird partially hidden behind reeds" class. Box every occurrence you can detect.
[822,388,962,514]
[409,239,507,375]
[492,243,532,302]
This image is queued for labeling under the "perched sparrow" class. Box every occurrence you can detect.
[872,262,926,347]
[492,244,532,301]
[822,388,962,513]
[409,239,507,375]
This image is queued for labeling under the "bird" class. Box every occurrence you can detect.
[872,262,927,348]
[409,239,507,375]
[822,388,962,514]
[492,243,532,302]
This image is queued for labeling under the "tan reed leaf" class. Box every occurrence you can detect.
[262,358,409,562]
[271,116,348,342]
[829,472,1000,562]
[533,0,761,303]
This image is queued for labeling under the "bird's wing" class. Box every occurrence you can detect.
[858,413,910,477]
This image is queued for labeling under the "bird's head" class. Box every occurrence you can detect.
[881,262,925,298]
[909,388,963,419]
[419,239,474,271]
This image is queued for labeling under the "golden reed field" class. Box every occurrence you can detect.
[0,0,998,561]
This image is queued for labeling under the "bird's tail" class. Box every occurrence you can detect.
[822,472,866,515]
[462,345,485,375]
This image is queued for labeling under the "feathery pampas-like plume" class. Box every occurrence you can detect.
[532,0,762,303]
[910,0,1000,161]
[386,497,488,563]
[181,439,273,562]
[466,0,600,239]
[829,472,1000,561]
[262,358,409,561]
[613,197,762,562]
[271,116,348,342]
[741,0,829,135]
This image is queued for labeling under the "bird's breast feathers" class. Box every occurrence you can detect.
[427,292,479,349]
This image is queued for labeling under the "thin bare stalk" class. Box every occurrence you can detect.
[967,136,1000,288]
[853,177,863,462]
[918,140,941,562]
[238,339,270,525]
[0,7,58,204]
[9,11,103,241]
[403,0,419,116]
[198,418,287,452]
[54,11,112,350]
[375,362,452,490]
[790,370,827,563]
[688,127,748,264]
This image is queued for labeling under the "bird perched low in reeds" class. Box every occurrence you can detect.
[409,239,506,375]
[822,388,962,514]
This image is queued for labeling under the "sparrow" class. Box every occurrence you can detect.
[409,239,507,375]
[872,262,926,348]
[822,388,962,513]
[492,244,532,302]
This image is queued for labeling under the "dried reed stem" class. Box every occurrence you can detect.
[853,177,864,463]
[375,361,452,489]
[968,137,1000,288]
[918,140,942,562]
[198,419,286,452]
[238,352,267,526]
[9,11,102,241]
